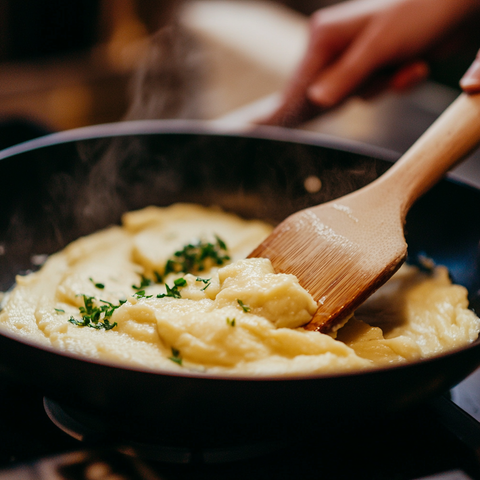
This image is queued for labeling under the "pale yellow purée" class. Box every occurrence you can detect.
[0,204,478,376]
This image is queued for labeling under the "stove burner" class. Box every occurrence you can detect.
[43,397,287,464]
[0,387,475,479]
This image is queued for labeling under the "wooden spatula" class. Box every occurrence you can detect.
[249,92,480,333]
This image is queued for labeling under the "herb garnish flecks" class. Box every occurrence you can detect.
[89,278,105,289]
[157,277,187,299]
[68,295,124,330]
[133,290,153,299]
[169,347,183,365]
[237,299,251,312]
[226,317,236,327]
[196,277,212,291]
[70,237,228,329]
[164,236,230,276]
[132,274,152,290]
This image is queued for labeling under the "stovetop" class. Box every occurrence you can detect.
[1,375,480,480]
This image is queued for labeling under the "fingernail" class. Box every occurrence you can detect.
[460,54,480,94]
[307,84,336,108]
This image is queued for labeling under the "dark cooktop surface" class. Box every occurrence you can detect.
[1,376,480,480]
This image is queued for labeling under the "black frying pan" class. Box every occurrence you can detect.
[1,121,480,449]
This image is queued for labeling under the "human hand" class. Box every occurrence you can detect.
[261,0,480,127]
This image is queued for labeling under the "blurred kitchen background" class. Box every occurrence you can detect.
[1,0,480,186]
[0,0,331,132]
[0,0,313,134]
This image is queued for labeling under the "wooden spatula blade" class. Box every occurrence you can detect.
[248,198,407,332]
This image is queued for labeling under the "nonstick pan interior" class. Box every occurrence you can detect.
[1,121,480,445]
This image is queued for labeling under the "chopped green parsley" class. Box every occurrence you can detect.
[132,274,152,290]
[69,236,228,330]
[89,278,105,289]
[133,290,153,299]
[237,299,251,312]
[164,235,230,276]
[157,277,187,299]
[68,295,124,330]
[196,277,212,291]
[169,347,183,365]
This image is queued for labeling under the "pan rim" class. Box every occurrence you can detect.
[0,118,399,162]
[2,118,478,191]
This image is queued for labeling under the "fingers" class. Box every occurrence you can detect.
[257,97,322,128]
[306,5,428,107]
[306,51,375,108]
[389,60,430,90]
[460,49,480,94]
[259,3,372,127]
[260,0,480,128]
[261,1,396,124]
[305,0,480,105]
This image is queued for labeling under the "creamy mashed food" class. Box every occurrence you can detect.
[0,204,479,376]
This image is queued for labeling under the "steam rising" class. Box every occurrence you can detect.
[124,23,205,121]
[74,23,206,233]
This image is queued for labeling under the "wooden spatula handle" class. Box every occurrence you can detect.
[376,92,480,216]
